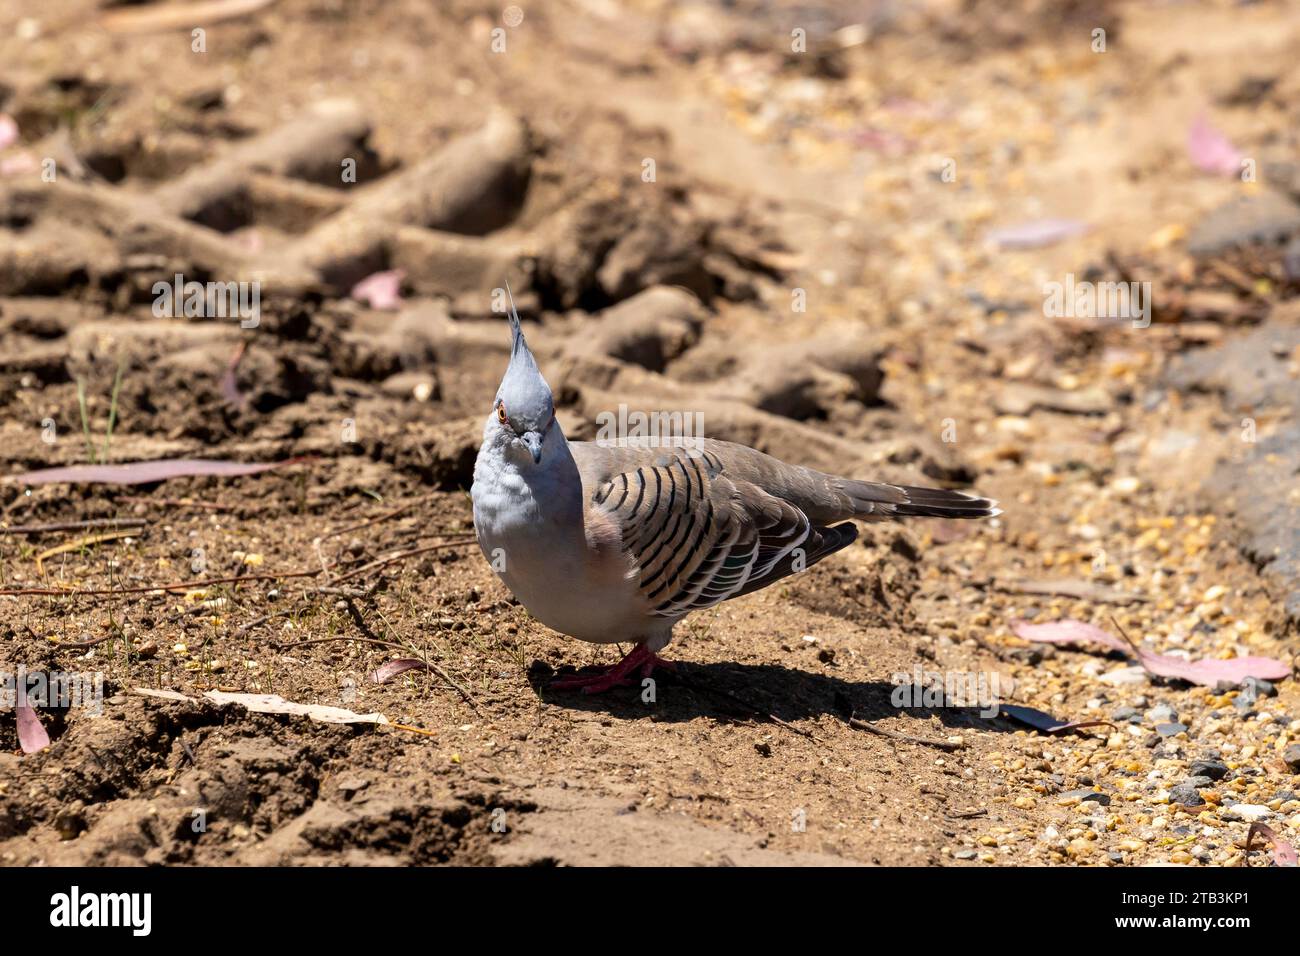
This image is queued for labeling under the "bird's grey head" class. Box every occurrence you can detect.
[492,283,555,465]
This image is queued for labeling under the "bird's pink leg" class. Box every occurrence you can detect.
[551,643,676,694]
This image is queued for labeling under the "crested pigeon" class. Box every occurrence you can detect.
[471,292,1001,693]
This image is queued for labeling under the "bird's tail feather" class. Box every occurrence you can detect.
[836,479,1001,520]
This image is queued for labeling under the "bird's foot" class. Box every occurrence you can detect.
[550,644,676,694]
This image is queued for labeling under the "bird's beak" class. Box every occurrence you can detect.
[521,431,544,464]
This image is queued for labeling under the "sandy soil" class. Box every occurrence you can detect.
[1,0,1299,866]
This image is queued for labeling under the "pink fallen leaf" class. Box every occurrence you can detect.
[847,126,909,154]
[0,151,38,178]
[16,704,51,754]
[230,228,264,255]
[1246,822,1298,867]
[1012,619,1130,655]
[370,658,431,685]
[0,114,17,151]
[1012,618,1291,688]
[220,342,249,411]
[1188,114,1242,177]
[1134,650,1290,688]
[4,457,311,486]
[351,270,406,310]
[986,218,1088,250]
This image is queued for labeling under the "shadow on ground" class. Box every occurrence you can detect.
[529,660,1021,735]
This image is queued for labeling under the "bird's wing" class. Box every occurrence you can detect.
[585,445,847,617]
[569,434,997,616]
[613,438,999,524]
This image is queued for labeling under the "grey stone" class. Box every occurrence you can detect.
[1187,190,1300,255]
[1147,704,1178,724]
[1062,789,1111,806]
[1190,758,1229,781]
[1284,744,1300,772]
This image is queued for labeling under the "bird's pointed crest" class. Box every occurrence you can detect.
[495,279,554,429]
[505,279,525,354]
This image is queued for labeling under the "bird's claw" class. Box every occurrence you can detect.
[549,645,675,694]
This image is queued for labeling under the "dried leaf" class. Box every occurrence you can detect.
[102,0,278,33]
[0,114,17,152]
[997,578,1146,604]
[5,457,309,486]
[370,658,431,684]
[1246,822,1298,867]
[220,342,249,411]
[0,152,39,178]
[16,704,51,754]
[1134,650,1290,687]
[35,528,138,574]
[351,269,406,310]
[129,687,193,703]
[1012,619,1130,655]
[1013,618,1291,688]
[986,219,1088,250]
[1188,114,1243,177]
[204,691,389,725]
[999,704,1112,735]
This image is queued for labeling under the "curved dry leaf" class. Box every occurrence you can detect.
[220,342,249,411]
[370,658,431,685]
[1188,114,1242,177]
[204,691,389,725]
[999,704,1113,735]
[1012,619,1130,655]
[5,457,311,486]
[1246,822,1298,867]
[0,114,17,152]
[1135,650,1290,687]
[351,270,406,310]
[16,703,51,754]
[102,0,278,33]
[1013,618,1290,688]
[986,219,1087,250]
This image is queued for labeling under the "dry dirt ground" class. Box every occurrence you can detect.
[1,0,1300,866]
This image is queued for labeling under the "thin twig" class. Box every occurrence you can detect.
[116,496,235,512]
[384,722,440,738]
[233,608,296,637]
[234,581,379,636]
[677,674,816,741]
[273,635,408,653]
[332,539,476,584]
[36,528,140,575]
[58,633,116,650]
[1,518,148,536]
[0,567,325,597]
[846,712,964,751]
[319,504,417,542]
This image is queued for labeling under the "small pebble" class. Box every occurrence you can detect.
[1282,744,1300,772]
[1059,788,1111,806]
[1147,704,1178,724]
[1190,758,1229,781]
[1156,722,1188,738]
[1223,804,1273,822]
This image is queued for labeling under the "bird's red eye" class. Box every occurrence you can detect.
[496,402,508,425]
